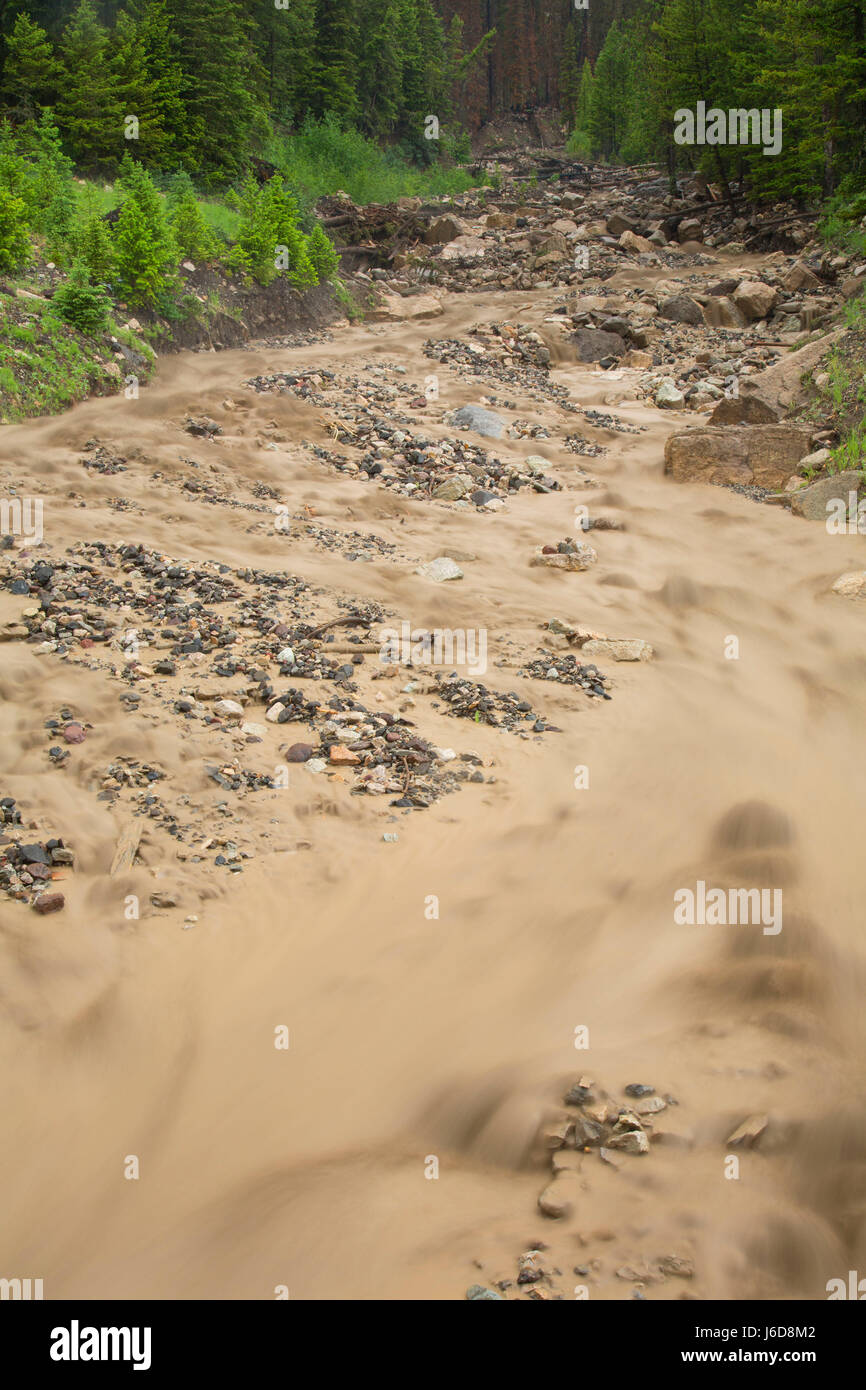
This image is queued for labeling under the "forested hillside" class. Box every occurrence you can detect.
[567,0,866,206]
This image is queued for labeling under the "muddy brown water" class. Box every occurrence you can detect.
[1,257,865,1300]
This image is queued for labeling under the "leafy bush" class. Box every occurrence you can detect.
[51,259,110,334]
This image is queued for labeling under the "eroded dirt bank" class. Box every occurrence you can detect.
[1,223,865,1301]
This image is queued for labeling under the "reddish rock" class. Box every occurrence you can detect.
[63,723,86,744]
[329,744,360,766]
[33,892,64,915]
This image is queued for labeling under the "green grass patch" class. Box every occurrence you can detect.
[0,290,152,421]
[270,119,480,208]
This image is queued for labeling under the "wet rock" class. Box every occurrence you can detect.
[538,1175,577,1218]
[797,448,832,471]
[368,293,443,322]
[710,388,780,424]
[185,416,221,437]
[702,296,747,330]
[658,295,704,326]
[19,844,51,865]
[784,261,822,292]
[832,571,866,598]
[564,1083,594,1106]
[424,214,468,245]
[32,892,64,914]
[570,328,627,362]
[620,229,655,255]
[677,217,703,242]
[607,212,637,236]
[581,637,654,662]
[328,744,361,766]
[450,405,506,439]
[440,235,487,261]
[635,1095,667,1116]
[606,1128,650,1155]
[531,542,597,572]
[664,424,814,489]
[733,280,777,321]
[432,674,555,733]
[656,380,685,409]
[150,891,179,909]
[286,743,314,762]
[790,469,862,521]
[214,699,244,719]
[726,1114,768,1149]
[622,348,654,369]
[416,557,464,582]
[518,651,611,699]
[432,475,473,501]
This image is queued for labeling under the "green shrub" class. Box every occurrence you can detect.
[69,187,115,280]
[307,223,340,282]
[264,179,316,288]
[227,175,278,281]
[171,190,219,262]
[0,187,31,273]
[228,176,317,288]
[51,259,110,334]
[166,171,219,262]
[112,155,176,307]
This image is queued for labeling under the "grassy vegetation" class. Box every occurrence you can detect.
[817,184,866,260]
[0,288,153,421]
[802,287,866,475]
[270,119,480,209]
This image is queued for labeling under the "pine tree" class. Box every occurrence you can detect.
[652,0,745,204]
[559,20,581,129]
[588,22,633,160]
[0,186,31,273]
[112,153,176,306]
[1,12,58,118]
[311,0,360,122]
[306,221,340,281]
[56,0,122,165]
[164,0,269,178]
[357,0,404,139]
[568,59,595,159]
[110,2,181,169]
[51,258,110,333]
[69,185,116,280]
[167,171,218,261]
[252,0,317,125]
